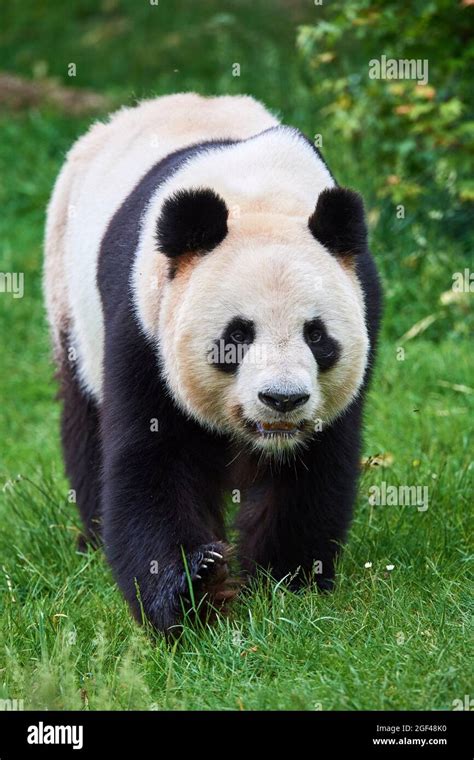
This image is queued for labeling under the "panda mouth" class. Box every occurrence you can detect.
[246,419,305,439]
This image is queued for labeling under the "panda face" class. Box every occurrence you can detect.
[157,222,369,456]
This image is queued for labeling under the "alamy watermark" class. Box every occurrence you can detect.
[207,340,267,368]
[369,55,429,85]
[0,272,24,299]
[452,268,473,292]
[369,481,429,512]
[0,698,24,710]
[27,722,83,750]
[452,695,473,711]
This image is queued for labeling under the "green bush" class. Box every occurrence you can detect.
[297,0,473,237]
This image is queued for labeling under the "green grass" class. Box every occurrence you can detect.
[0,0,472,710]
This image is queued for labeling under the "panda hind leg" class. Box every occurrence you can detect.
[57,344,102,550]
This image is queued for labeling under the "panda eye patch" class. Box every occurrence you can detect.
[209,317,255,374]
[304,318,341,371]
[225,318,255,346]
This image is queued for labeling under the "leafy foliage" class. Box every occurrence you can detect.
[297,0,474,226]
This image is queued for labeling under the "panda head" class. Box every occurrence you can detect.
[154,185,370,455]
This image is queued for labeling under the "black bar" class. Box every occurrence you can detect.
[0,710,471,757]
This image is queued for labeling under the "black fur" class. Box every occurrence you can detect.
[156,187,228,259]
[308,187,368,258]
[59,130,382,635]
[236,405,363,590]
[57,332,102,549]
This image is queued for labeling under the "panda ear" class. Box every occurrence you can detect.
[308,187,368,258]
[156,188,229,258]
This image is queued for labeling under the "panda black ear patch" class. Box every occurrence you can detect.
[308,187,368,258]
[156,188,229,259]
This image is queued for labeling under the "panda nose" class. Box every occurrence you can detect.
[258,391,310,413]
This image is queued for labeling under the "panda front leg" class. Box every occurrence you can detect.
[237,413,361,591]
[101,456,235,633]
[237,482,352,592]
[101,445,236,633]
[99,362,236,634]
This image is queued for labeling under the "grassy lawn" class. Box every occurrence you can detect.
[0,0,472,710]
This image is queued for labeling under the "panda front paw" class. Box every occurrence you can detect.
[187,542,237,603]
[144,542,239,636]
[191,543,225,579]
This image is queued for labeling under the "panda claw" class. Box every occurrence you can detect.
[201,564,208,570]
[208,551,223,560]
[195,574,202,580]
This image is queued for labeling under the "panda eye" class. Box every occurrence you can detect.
[230,330,248,344]
[308,329,322,344]
[304,319,325,346]
[304,319,327,348]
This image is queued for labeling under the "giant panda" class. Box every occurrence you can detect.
[44,93,382,635]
